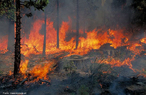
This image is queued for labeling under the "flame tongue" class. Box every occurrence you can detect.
[20,60,29,74]
[141,38,146,44]
[29,61,54,80]
[20,18,146,57]
[1,17,146,78]
[19,59,55,81]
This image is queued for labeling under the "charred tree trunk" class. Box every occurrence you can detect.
[57,0,59,48]
[76,0,79,49]
[43,11,47,56]
[14,0,21,77]
[8,21,14,52]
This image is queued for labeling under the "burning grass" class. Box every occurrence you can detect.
[0,15,146,95]
[19,58,57,82]
[0,53,146,95]
[18,18,146,57]
[1,18,146,75]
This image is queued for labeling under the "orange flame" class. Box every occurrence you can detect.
[20,60,29,74]
[97,56,135,68]
[29,61,54,80]
[1,17,146,77]
[21,20,44,56]
[10,17,145,58]
[18,18,146,74]
[19,60,55,81]
[0,36,8,53]
[8,71,13,76]
[141,38,146,44]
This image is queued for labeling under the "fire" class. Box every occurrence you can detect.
[127,43,144,55]
[97,56,135,68]
[1,17,144,58]
[20,60,29,74]
[29,61,54,80]
[0,17,146,78]
[108,29,128,48]
[8,71,13,76]
[19,60,55,81]
[0,35,8,53]
[21,20,44,56]
[141,38,146,44]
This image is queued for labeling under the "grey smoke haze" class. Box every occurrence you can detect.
[0,0,134,40]
[20,0,133,35]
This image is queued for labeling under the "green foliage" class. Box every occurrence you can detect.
[78,85,89,95]
[63,61,77,74]
[23,0,49,11]
[0,0,49,19]
[0,0,15,21]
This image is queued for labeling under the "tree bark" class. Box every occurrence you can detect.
[43,11,47,56]
[76,0,79,49]
[57,0,59,48]
[8,21,15,53]
[14,0,21,77]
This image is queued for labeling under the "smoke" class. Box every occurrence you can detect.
[0,17,10,37]
[44,0,133,31]
[1,0,136,44]
[0,0,138,40]
[20,0,134,34]
[109,76,128,95]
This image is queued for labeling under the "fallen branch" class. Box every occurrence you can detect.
[39,79,51,84]
[19,78,28,85]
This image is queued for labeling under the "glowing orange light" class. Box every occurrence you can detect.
[0,36,8,53]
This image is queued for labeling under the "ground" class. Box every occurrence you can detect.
[0,49,146,95]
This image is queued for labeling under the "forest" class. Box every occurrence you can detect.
[0,0,146,95]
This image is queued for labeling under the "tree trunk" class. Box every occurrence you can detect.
[43,12,46,56]
[14,0,21,77]
[8,21,14,53]
[57,0,59,48]
[76,0,79,49]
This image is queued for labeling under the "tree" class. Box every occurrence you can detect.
[76,0,79,49]
[42,0,55,56]
[57,0,59,48]
[42,9,47,56]
[15,0,49,77]
[0,0,49,77]
[14,0,21,77]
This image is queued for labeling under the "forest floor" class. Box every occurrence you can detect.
[0,49,146,95]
